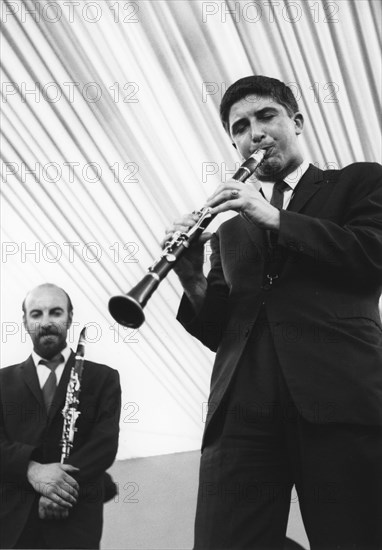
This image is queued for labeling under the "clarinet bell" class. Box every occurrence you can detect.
[108,294,145,329]
[108,272,161,328]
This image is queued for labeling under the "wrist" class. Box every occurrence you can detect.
[268,209,281,230]
[181,275,207,295]
[27,460,40,483]
[182,277,207,317]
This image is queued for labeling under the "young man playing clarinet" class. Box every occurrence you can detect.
[0,283,121,549]
[169,76,382,548]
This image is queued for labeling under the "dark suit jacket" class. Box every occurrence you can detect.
[0,352,121,549]
[177,163,382,447]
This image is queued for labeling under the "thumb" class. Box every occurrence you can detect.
[61,464,80,472]
[199,232,213,244]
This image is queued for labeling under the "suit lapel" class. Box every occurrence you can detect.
[287,164,325,213]
[47,351,75,424]
[20,352,76,424]
[239,213,267,250]
[241,165,325,246]
[21,356,45,409]
[239,164,325,281]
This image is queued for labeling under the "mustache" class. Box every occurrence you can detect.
[38,325,62,338]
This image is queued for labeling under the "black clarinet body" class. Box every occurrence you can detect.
[60,327,86,463]
[108,149,266,328]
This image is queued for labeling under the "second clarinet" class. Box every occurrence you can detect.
[60,327,86,463]
[108,149,266,328]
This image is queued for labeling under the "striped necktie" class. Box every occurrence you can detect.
[39,354,64,411]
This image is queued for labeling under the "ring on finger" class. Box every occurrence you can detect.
[231,189,239,198]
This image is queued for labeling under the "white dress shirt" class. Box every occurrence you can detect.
[258,160,310,209]
[32,345,71,388]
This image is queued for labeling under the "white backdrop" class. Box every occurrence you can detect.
[1,0,381,459]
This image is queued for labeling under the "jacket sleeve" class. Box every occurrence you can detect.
[278,163,382,283]
[0,403,36,482]
[66,367,121,482]
[0,366,40,482]
[177,232,230,352]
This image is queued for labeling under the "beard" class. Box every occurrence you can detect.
[256,155,283,181]
[30,325,67,359]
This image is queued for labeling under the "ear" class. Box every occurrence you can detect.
[67,311,73,329]
[293,112,304,135]
[22,314,27,330]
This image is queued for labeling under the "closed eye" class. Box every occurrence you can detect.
[30,311,42,319]
[258,112,276,120]
[232,122,248,135]
[50,309,64,317]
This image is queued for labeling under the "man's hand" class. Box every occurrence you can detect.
[162,212,212,280]
[206,180,281,230]
[27,461,79,508]
[162,212,210,314]
[38,495,70,520]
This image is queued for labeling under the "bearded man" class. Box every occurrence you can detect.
[0,283,121,549]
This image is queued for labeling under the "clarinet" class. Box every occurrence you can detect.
[60,327,87,463]
[108,149,266,328]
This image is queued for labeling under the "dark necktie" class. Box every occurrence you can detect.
[39,354,64,411]
[268,180,289,247]
[270,180,289,209]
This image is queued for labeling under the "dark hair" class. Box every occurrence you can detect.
[220,76,299,133]
[22,284,73,314]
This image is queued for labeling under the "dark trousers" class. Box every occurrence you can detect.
[13,500,48,549]
[194,312,382,549]
[13,499,100,549]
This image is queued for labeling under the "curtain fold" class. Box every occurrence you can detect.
[1,0,381,458]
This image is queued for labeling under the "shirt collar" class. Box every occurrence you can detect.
[283,159,310,190]
[32,345,71,367]
[253,160,310,191]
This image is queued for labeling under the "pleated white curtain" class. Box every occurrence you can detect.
[1,0,381,458]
